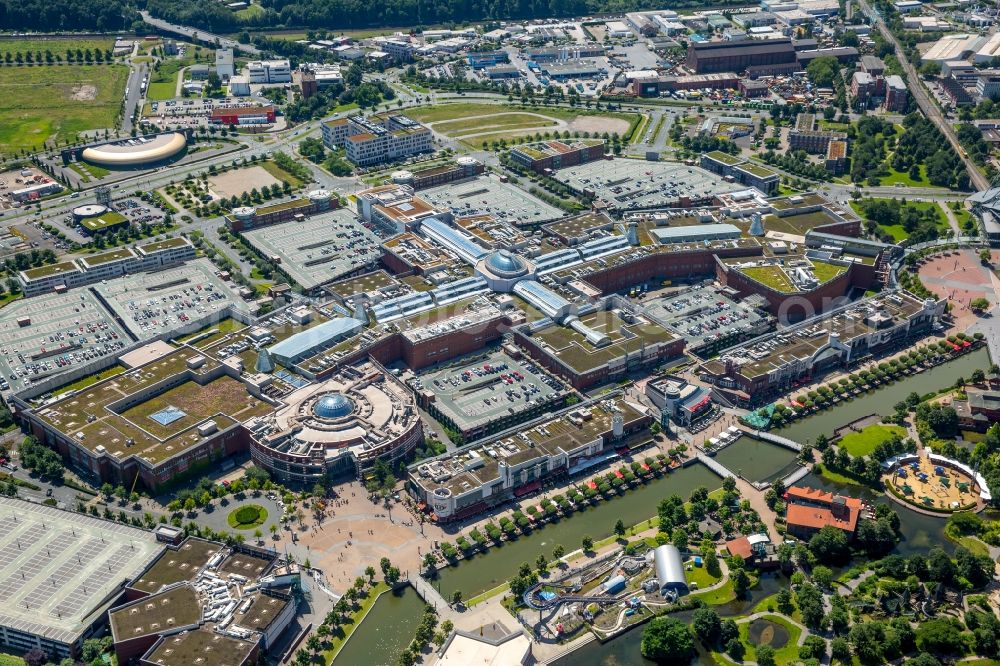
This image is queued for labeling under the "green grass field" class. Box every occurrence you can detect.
[838,424,906,457]
[260,160,304,188]
[0,653,26,666]
[405,103,639,145]
[735,614,803,665]
[434,113,560,137]
[0,37,115,59]
[0,64,128,155]
[881,163,930,187]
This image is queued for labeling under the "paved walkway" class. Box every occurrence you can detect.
[733,476,782,544]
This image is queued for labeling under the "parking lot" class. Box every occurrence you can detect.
[242,210,382,291]
[144,94,277,130]
[62,196,167,237]
[419,174,563,226]
[410,348,567,437]
[553,158,742,212]
[93,258,250,340]
[642,286,772,356]
[0,289,132,394]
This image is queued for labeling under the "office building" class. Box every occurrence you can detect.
[977,71,1000,101]
[700,151,779,195]
[884,74,909,111]
[18,238,195,296]
[322,113,432,166]
[215,48,235,79]
[246,59,292,84]
[788,113,846,153]
[510,139,606,173]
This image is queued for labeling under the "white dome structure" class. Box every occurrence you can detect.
[81,132,187,167]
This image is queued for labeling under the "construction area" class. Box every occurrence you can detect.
[242,210,382,291]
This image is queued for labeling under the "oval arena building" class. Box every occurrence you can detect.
[247,360,423,483]
[80,132,188,167]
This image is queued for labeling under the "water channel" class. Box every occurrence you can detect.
[776,348,990,444]
[713,436,799,483]
[549,349,993,665]
[435,463,722,597]
[333,585,425,665]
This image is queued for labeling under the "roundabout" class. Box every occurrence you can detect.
[227,503,269,530]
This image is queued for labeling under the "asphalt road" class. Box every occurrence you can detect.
[122,62,150,134]
[858,0,989,192]
[140,11,261,56]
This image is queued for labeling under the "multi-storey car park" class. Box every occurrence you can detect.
[0,497,162,658]
[417,174,565,226]
[241,208,383,293]
[407,347,572,442]
[551,158,746,212]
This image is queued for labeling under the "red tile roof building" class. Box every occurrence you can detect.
[784,486,862,539]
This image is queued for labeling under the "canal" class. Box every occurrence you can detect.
[713,436,799,483]
[551,350,994,665]
[776,348,990,445]
[333,585,425,665]
[435,463,722,597]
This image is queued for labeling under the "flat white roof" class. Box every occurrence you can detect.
[0,498,161,646]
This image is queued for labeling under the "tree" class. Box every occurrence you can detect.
[809,525,850,563]
[640,617,696,662]
[23,649,48,666]
[812,564,833,589]
[920,61,942,78]
[806,56,840,87]
[552,544,565,560]
[731,567,750,598]
[776,588,795,614]
[800,635,827,661]
[614,519,626,537]
[757,644,777,666]
[582,535,594,551]
[831,637,852,663]
[692,608,721,647]
[971,297,991,313]
[451,590,462,606]
[916,618,966,655]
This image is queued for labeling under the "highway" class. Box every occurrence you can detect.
[139,11,261,56]
[858,0,989,192]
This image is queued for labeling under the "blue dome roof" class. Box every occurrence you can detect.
[485,250,527,277]
[313,394,355,419]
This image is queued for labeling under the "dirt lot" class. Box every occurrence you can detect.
[569,115,631,135]
[0,167,47,210]
[208,165,281,199]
